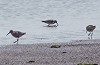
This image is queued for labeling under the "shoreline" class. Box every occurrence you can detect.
[0,39,100,65]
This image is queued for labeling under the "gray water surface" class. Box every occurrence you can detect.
[0,0,100,45]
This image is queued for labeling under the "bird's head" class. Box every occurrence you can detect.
[6,30,13,36]
[55,20,59,26]
[93,26,96,29]
[92,25,96,30]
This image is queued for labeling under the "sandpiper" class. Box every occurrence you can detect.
[42,19,58,27]
[86,25,96,39]
[6,30,26,44]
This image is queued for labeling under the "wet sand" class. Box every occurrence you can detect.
[0,39,100,65]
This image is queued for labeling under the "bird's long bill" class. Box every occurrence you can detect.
[56,23,59,26]
[42,21,45,22]
[6,32,10,36]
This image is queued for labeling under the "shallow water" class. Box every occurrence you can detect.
[0,0,100,45]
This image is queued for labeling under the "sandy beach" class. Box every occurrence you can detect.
[0,39,100,65]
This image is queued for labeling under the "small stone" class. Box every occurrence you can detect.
[50,45,61,48]
[26,61,35,63]
[62,52,67,53]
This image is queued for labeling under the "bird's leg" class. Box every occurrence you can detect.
[88,32,91,36]
[90,34,92,39]
[13,40,17,43]
[90,32,93,39]
[48,24,50,27]
[13,38,19,44]
[88,36,90,39]
[91,32,93,35]
[16,38,19,45]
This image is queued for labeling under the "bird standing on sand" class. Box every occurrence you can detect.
[42,20,59,27]
[6,30,26,44]
[86,25,96,39]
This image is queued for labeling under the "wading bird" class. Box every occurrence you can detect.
[42,20,58,27]
[86,25,96,39]
[6,30,26,44]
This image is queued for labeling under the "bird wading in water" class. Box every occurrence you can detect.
[86,25,96,39]
[42,19,59,27]
[6,30,26,44]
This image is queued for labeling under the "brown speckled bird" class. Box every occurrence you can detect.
[6,30,26,44]
[86,25,96,39]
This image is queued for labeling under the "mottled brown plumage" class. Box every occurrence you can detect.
[6,30,26,44]
[86,25,96,39]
